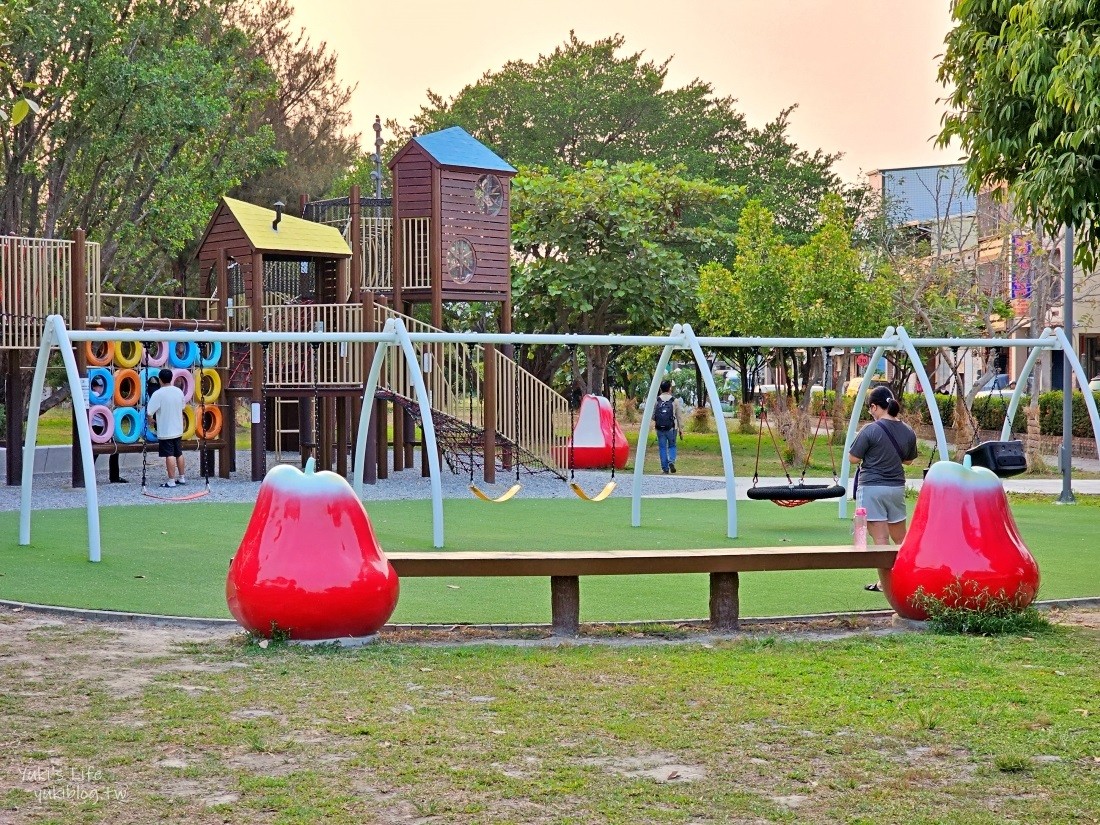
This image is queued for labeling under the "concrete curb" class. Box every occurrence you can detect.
[3,596,1097,633]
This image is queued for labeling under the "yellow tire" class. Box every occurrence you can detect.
[194,367,222,404]
[181,405,197,440]
[114,339,143,369]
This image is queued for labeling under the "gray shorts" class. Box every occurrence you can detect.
[856,485,907,524]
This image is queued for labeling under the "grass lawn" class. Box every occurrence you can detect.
[2,498,1097,622]
[0,612,1097,823]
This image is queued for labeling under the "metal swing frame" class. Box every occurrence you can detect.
[21,318,1100,561]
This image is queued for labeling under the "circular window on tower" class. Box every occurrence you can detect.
[474,174,504,216]
[446,238,476,284]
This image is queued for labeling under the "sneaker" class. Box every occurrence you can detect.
[160,482,176,489]
[669,462,676,474]
[662,468,669,474]
[176,477,187,485]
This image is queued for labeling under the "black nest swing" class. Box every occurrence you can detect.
[746,408,845,507]
[963,393,1028,478]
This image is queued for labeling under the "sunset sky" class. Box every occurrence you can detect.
[291,0,959,184]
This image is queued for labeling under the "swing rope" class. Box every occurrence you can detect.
[568,348,618,502]
[747,407,844,507]
[470,345,523,502]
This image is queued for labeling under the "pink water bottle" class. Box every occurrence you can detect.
[853,507,868,551]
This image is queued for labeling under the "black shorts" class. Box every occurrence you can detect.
[157,437,183,458]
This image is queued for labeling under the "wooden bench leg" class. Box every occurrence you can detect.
[710,571,739,631]
[550,575,580,636]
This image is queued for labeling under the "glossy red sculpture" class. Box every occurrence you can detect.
[226,458,399,639]
[880,456,1040,620]
[560,394,629,469]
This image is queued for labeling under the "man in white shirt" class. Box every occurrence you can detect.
[146,368,188,487]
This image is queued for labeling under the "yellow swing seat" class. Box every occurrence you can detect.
[469,482,523,503]
[568,480,617,502]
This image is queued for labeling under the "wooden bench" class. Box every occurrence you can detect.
[387,546,898,635]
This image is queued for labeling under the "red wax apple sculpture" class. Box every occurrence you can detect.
[227,458,399,639]
[880,456,1040,620]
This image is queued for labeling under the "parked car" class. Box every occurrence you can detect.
[1089,376,1100,393]
[974,374,1023,399]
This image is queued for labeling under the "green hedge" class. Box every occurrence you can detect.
[761,388,1100,439]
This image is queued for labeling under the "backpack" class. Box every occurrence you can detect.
[654,397,676,430]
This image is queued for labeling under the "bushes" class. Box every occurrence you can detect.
[757,386,1100,438]
[1037,391,1100,438]
[910,582,1051,635]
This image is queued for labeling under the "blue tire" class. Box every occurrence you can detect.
[168,341,200,369]
[113,407,144,444]
[87,368,114,406]
[198,340,222,368]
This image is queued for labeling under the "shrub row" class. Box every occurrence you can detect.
[760,389,1100,438]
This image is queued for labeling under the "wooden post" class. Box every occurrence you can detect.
[250,252,265,481]
[299,397,313,468]
[391,166,403,311]
[70,228,88,488]
[5,350,22,485]
[349,184,362,304]
[709,572,740,631]
[404,408,416,470]
[374,396,388,479]
[336,258,349,306]
[430,165,443,329]
[550,576,581,636]
[336,395,348,477]
[392,400,405,471]
[360,289,376,484]
[483,344,496,484]
[322,395,336,471]
[216,248,232,478]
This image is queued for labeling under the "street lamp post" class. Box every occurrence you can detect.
[1059,225,1076,504]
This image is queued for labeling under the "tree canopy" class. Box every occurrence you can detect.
[0,0,283,293]
[512,160,739,390]
[0,0,359,296]
[939,0,1100,269]
[405,32,843,246]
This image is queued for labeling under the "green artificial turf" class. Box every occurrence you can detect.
[1,497,1096,623]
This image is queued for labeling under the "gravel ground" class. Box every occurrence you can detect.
[0,449,727,512]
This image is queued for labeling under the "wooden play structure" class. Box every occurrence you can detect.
[1,126,572,487]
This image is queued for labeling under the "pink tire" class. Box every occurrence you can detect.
[143,340,170,367]
[171,368,195,402]
[88,405,115,444]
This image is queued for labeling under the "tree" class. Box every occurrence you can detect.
[511,160,739,391]
[0,0,281,294]
[699,196,891,454]
[939,1,1100,270]
[226,0,359,212]
[403,32,844,246]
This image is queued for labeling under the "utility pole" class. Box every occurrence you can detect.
[1058,225,1076,504]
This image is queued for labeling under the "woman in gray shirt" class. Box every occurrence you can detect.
[848,385,918,550]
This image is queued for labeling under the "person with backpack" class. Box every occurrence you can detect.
[653,379,684,474]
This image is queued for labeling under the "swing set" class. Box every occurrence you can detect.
[22,318,1100,558]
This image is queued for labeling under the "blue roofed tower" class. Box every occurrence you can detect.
[388,126,517,329]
